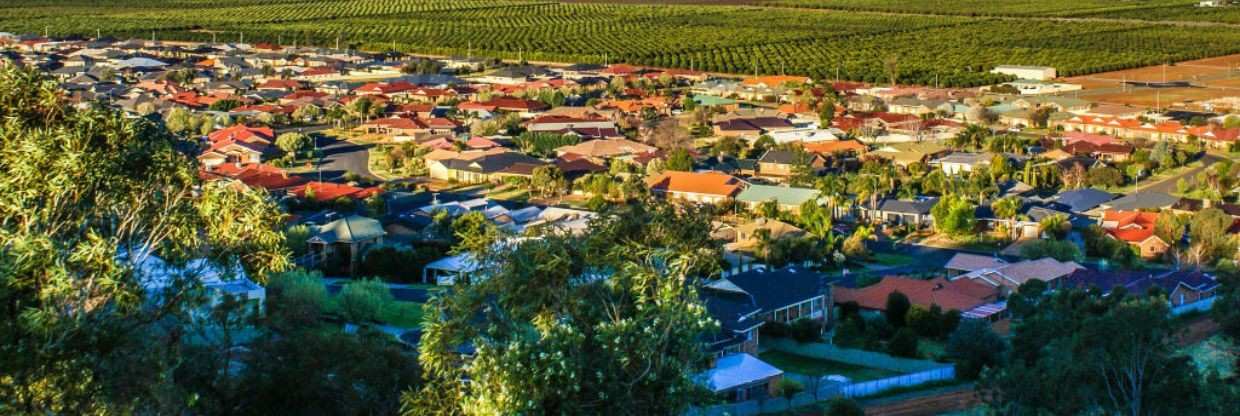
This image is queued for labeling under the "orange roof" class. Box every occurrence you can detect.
[1102,210,1161,243]
[803,140,867,155]
[289,181,381,202]
[742,75,811,87]
[833,276,996,312]
[208,125,274,144]
[202,163,306,190]
[646,171,743,197]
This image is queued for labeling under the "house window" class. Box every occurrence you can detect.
[788,306,800,320]
[813,297,824,311]
[800,302,812,317]
[775,309,787,322]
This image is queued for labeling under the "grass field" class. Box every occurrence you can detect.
[7,1,1240,87]
[759,350,901,381]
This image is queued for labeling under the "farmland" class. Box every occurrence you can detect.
[6,0,1240,86]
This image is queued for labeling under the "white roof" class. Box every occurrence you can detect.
[123,249,260,296]
[424,252,480,274]
[770,128,840,144]
[701,353,783,392]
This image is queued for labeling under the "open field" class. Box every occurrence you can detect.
[1065,54,1240,108]
[8,1,1240,87]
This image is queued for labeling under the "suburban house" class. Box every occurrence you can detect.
[698,353,784,403]
[1048,188,1116,215]
[868,142,950,167]
[860,198,938,228]
[200,162,306,193]
[802,140,868,157]
[725,218,808,255]
[130,250,265,315]
[1100,210,1170,259]
[1062,269,1221,309]
[991,65,1057,81]
[554,138,657,164]
[833,276,999,315]
[950,257,1085,293]
[524,115,622,139]
[931,152,992,175]
[427,150,546,183]
[944,253,1008,278]
[713,117,796,138]
[306,215,386,274]
[734,184,821,213]
[756,149,825,180]
[289,181,382,202]
[198,125,276,168]
[646,171,746,204]
[1101,191,1180,212]
[701,266,830,357]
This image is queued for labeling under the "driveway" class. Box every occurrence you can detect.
[305,134,378,182]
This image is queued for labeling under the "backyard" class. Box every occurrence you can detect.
[758,350,901,381]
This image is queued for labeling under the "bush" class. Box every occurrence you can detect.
[1019,239,1082,262]
[832,316,867,348]
[887,328,920,358]
[358,244,449,283]
[885,291,910,327]
[825,398,864,416]
[946,319,1008,380]
[337,278,394,323]
[761,320,791,338]
[789,318,823,343]
[267,269,328,327]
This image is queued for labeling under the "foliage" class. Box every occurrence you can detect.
[407,202,722,415]
[1037,213,1071,240]
[514,131,578,158]
[0,64,288,413]
[529,165,568,199]
[789,318,824,343]
[946,319,1007,380]
[824,397,865,416]
[982,290,1206,415]
[275,132,312,156]
[887,328,920,358]
[337,278,395,323]
[885,291,911,327]
[930,194,976,236]
[359,243,450,283]
[664,147,695,172]
[1019,239,1082,262]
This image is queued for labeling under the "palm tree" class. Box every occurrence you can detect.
[991,196,1023,240]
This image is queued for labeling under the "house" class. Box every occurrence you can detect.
[646,171,746,204]
[307,215,385,274]
[833,276,998,313]
[944,253,1007,278]
[991,65,1056,81]
[713,117,795,138]
[726,218,808,255]
[932,152,992,175]
[428,150,546,183]
[1062,269,1220,309]
[698,353,784,402]
[700,266,830,356]
[735,185,821,213]
[860,198,938,228]
[129,250,265,312]
[1049,188,1115,215]
[1102,191,1180,212]
[289,181,382,202]
[756,149,824,179]
[951,257,1085,293]
[1100,210,1169,259]
[198,139,269,167]
[802,140,868,157]
[1061,141,1133,162]
[554,138,657,164]
[524,115,622,139]
[200,163,306,192]
[868,142,950,167]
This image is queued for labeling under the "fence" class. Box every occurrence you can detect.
[686,363,956,416]
[1170,296,1216,316]
[765,338,945,373]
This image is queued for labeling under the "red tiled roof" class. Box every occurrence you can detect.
[289,181,382,202]
[833,276,995,312]
[208,125,274,144]
[1102,210,1160,243]
[201,163,306,190]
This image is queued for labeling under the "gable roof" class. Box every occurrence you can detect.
[1104,191,1179,211]
[1052,188,1115,212]
[706,267,825,312]
[646,171,745,197]
[311,215,385,244]
[957,258,1085,289]
[944,253,1008,273]
[735,184,820,207]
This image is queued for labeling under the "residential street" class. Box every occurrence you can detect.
[1138,153,1224,194]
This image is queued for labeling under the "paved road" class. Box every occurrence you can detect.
[1138,153,1224,194]
[307,134,378,182]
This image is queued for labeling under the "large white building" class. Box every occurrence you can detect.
[991,65,1057,81]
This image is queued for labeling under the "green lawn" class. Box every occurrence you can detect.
[379,301,425,329]
[758,351,901,381]
[869,253,916,267]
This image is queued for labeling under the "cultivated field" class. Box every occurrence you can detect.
[1066,54,1240,108]
[6,0,1240,87]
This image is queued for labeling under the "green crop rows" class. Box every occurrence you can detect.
[4,0,1240,87]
